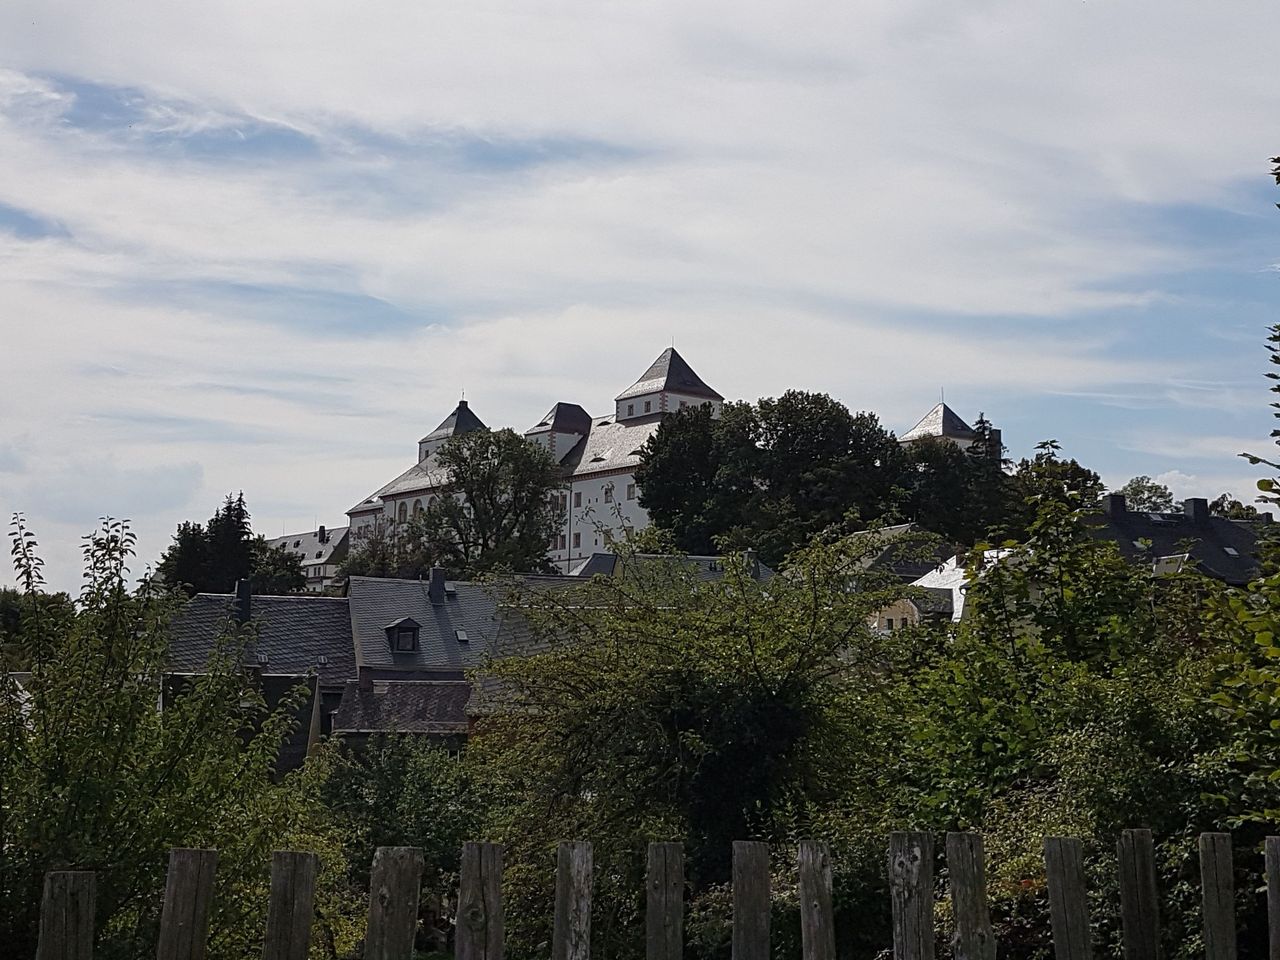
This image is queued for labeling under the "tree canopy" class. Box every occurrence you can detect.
[1115,474,1176,512]
[155,493,305,596]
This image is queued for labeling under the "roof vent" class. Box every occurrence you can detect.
[255,653,269,665]
[455,629,469,643]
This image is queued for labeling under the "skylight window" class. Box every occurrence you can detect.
[455,629,469,643]
[1224,546,1240,557]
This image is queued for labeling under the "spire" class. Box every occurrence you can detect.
[615,347,724,403]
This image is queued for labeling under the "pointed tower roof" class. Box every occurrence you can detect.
[419,399,488,446]
[615,347,724,402]
[900,403,976,443]
[526,402,592,436]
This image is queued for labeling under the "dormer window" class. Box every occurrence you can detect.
[384,617,421,652]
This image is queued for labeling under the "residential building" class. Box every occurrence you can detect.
[346,347,724,573]
[267,525,349,592]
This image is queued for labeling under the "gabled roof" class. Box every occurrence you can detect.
[267,526,349,565]
[526,402,593,437]
[900,403,976,443]
[332,679,471,735]
[615,347,724,402]
[419,399,488,446]
[348,456,450,513]
[1090,502,1264,585]
[557,415,664,477]
[568,552,775,582]
[167,594,355,686]
[347,575,499,674]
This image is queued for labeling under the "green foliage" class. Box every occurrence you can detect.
[155,493,305,596]
[1115,474,1176,512]
[1210,493,1262,519]
[636,392,908,564]
[342,429,559,580]
[0,515,354,959]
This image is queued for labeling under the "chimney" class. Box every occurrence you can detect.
[1102,493,1127,517]
[358,665,373,691]
[1184,497,1210,524]
[234,579,252,624]
[318,524,326,544]
[428,566,446,605]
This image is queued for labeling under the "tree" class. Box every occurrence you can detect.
[1211,492,1262,519]
[637,392,906,565]
[0,516,355,958]
[155,494,305,596]
[1002,440,1103,540]
[342,429,560,580]
[1115,475,1176,512]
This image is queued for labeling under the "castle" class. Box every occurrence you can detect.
[346,348,978,574]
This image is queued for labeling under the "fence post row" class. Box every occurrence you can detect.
[156,848,218,960]
[732,841,771,960]
[645,842,684,960]
[365,846,425,960]
[36,871,96,960]
[457,841,504,960]
[946,832,995,960]
[262,851,318,960]
[553,841,593,960]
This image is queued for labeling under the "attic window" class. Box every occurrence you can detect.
[455,629,469,643]
[384,617,421,652]
[597,420,610,426]
[1224,546,1240,557]
[255,653,269,665]
[293,540,301,548]
[315,550,323,558]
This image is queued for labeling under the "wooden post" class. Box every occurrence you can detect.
[37,871,96,960]
[365,846,424,960]
[457,842,504,960]
[732,841,770,960]
[262,851,318,960]
[156,848,218,960]
[890,832,934,960]
[946,832,995,960]
[646,843,683,960]
[1200,833,1236,960]
[552,842,592,960]
[1116,830,1159,960]
[1266,836,1280,960]
[798,841,836,960]
[1043,837,1091,960]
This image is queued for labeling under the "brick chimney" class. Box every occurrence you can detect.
[428,566,446,605]
[1184,497,1210,524]
[1102,493,1127,517]
[234,579,252,624]
[318,524,327,544]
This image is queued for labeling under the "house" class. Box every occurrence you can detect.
[267,525,349,592]
[899,402,1000,452]
[346,347,725,573]
[1093,494,1266,585]
[870,549,1012,631]
[166,581,354,770]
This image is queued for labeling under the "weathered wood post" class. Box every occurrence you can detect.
[262,851,318,960]
[457,842,504,960]
[1266,836,1280,960]
[1200,832,1236,960]
[156,848,218,960]
[646,842,683,960]
[798,841,836,960]
[1116,829,1160,960]
[889,832,934,960]
[37,871,96,960]
[1043,837,1091,960]
[365,846,424,960]
[552,841,592,960]
[946,831,995,960]
[732,841,770,960]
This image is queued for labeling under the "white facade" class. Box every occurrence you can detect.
[346,348,725,572]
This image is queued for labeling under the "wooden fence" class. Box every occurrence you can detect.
[30,829,1280,960]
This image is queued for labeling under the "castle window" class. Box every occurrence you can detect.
[413,499,423,516]
[627,483,637,500]
[573,533,581,549]
[604,486,614,503]
[627,403,634,416]
[397,502,408,523]
[644,400,652,413]
[574,492,582,508]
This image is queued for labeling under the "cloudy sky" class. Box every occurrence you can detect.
[1,1,1278,592]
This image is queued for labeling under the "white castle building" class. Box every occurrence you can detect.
[346,348,725,573]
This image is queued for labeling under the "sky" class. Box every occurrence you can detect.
[1,0,1279,593]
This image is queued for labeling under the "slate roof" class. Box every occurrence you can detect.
[268,526,349,565]
[332,679,471,734]
[348,456,450,513]
[862,523,952,582]
[910,550,1012,623]
[900,403,977,443]
[558,415,664,477]
[419,399,488,446]
[1090,499,1265,585]
[347,576,500,673]
[568,552,776,582]
[615,348,724,402]
[167,594,355,686]
[526,403,593,437]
